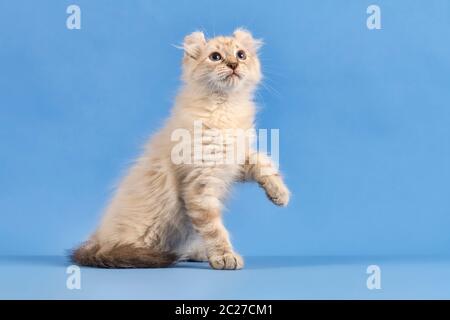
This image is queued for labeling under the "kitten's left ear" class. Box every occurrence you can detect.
[233,28,263,53]
[183,31,206,60]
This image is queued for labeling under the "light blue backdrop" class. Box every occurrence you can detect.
[1,0,450,257]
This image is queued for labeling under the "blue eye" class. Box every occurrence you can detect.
[209,52,222,61]
[236,50,247,60]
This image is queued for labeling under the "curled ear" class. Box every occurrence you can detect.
[183,31,206,60]
[233,28,263,53]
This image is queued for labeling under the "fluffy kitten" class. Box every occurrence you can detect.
[72,29,290,270]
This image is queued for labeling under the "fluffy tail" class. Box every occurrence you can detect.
[70,242,178,268]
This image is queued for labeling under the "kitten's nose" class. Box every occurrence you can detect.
[226,62,238,70]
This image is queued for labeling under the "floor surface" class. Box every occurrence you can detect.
[1,255,449,299]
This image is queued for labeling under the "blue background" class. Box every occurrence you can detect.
[2,0,450,257]
[1,0,450,299]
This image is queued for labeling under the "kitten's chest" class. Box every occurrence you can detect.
[203,100,254,130]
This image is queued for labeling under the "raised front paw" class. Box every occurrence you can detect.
[209,252,244,270]
[261,175,290,207]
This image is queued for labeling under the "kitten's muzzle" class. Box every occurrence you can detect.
[225,71,241,80]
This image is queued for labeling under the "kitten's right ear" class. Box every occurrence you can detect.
[183,31,206,60]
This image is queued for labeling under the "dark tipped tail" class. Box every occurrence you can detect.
[70,242,178,268]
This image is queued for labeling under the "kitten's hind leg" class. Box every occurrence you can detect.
[183,235,208,262]
[186,249,208,262]
[175,228,208,262]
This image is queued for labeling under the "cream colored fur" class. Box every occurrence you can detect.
[75,29,290,270]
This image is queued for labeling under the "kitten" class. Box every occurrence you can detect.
[71,29,290,270]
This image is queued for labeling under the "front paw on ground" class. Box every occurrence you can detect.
[209,252,244,270]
